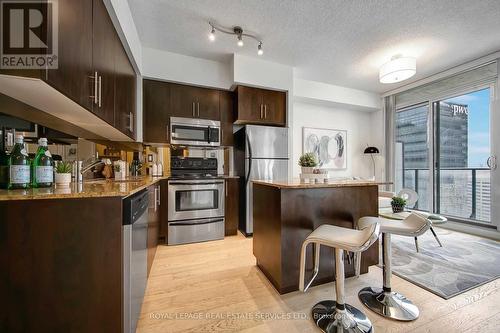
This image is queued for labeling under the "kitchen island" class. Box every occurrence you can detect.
[252,179,384,294]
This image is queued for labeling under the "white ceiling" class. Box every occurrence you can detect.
[127,0,500,93]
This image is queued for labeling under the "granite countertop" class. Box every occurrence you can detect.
[252,179,390,189]
[0,176,168,201]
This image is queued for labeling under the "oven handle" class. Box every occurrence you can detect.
[169,218,224,226]
[168,181,224,186]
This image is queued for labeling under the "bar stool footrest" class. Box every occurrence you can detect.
[358,287,419,321]
[312,300,373,333]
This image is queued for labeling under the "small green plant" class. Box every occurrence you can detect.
[298,153,317,167]
[114,164,121,172]
[56,161,72,174]
[391,196,407,206]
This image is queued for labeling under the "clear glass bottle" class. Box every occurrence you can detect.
[8,135,31,189]
[32,138,54,188]
[0,128,9,189]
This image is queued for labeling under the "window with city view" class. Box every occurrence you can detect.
[395,88,492,224]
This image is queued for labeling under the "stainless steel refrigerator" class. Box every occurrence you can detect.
[235,125,289,236]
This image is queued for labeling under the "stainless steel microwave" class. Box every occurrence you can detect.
[170,117,220,147]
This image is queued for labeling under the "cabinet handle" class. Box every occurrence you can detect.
[157,185,161,206]
[197,102,200,117]
[264,104,267,119]
[89,71,98,104]
[192,102,195,117]
[225,181,228,197]
[98,75,102,107]
[154,186,158,212]
[127,112,134,132]
[260,104,263,119]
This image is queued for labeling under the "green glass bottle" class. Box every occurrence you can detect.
[0,128,9,189]
[32,138,54,188]
[8,135,31,189]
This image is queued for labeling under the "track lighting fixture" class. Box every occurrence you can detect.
[208,22,264,56]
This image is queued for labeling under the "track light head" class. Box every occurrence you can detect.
[257,42,263,56]
[208,26,215,41]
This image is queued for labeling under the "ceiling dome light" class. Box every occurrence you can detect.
[237,35,244,47]
[257,42,263,56]
[379,55,416,84]
[208,26,215,41]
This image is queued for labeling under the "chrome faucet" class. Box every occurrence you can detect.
[81,159,105,174]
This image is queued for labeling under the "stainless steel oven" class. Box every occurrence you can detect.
[168,179,224,221]
[170,117,220,147]
[167,178,225,245]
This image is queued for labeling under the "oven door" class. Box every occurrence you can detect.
[168,179,225,221]
[170,117,220,147]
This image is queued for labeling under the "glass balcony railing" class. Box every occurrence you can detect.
[402,168,491,224]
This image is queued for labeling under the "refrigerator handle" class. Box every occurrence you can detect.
[245,132,252,185]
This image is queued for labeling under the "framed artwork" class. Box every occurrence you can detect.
[302,127,347,169]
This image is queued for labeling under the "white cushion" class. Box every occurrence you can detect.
[305,223,380,252]
[358,213,430,237]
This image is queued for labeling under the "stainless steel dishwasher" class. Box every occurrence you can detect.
[123,189,149,333]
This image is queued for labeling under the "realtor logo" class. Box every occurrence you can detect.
[1,0,58,69]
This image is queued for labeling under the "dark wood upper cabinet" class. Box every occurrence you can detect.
[262,89,286,126]
[196,87,220,120]
[143,79,170,143]
[2,0,137,140]
[169,84,199,118]
[46,0,93,111]
[91,0,115,124]
[114,36,136,139]
[220,90,235,146]
[235,86,286,126]
[170,84,220,120]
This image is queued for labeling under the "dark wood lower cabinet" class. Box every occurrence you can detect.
[252,184,379,294]
[0,197,123,333]
[147,184,160,276]
[159,179,169,241]
[225,178,239,236]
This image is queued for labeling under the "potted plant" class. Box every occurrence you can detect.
[55,162,72,187]
[298,153,317,174]
[391,196,407,213]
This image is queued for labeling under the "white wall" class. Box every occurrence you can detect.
[292,102,376,179]
[142,47,233,89]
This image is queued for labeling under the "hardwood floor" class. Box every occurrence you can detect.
[137,232,500,333]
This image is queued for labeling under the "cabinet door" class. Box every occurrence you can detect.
[46,0,93,111]
[236,86,263,123]
[224,179,239,236]
[196,88,220,120]
[91,0,115,125]
[147,184,160,277]
[170,84,199,118]
[220,91,235,146]
[262,89,286,126]
[143,80,170,143]
[114,37,136,139]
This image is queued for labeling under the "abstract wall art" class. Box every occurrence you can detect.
[302,127,347,169]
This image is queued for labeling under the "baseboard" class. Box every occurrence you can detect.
[437,221,500,241]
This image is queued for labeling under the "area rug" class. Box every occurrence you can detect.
[390,227,500,299]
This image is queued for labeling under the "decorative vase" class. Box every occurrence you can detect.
[55,173,71,187]
[301,166,314,174]
[391,202,406,213]
[115,171,123,180]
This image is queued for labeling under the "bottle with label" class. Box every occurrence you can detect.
[0,128,9,189]
[8,135,31,189]
[32,138,54,188]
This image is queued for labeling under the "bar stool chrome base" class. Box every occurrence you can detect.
[358,287,419,321]
[312,300,373,333]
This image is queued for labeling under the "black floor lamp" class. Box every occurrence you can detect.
[364,146,379,180]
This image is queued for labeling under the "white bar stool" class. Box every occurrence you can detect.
[357,213,431,321]
[299,222,380,333]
